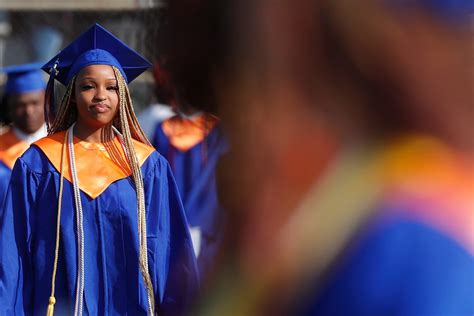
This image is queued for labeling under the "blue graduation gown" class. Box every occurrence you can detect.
[294,137,474,316]
[0,144,199,315]
[153,119,228,282]
[0,161,10,209]
[0,128,31,212]
[298,216,474,316]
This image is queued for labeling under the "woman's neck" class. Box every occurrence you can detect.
[73,122,112,143]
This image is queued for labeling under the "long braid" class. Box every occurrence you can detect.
[123,84,151,145]
[49,77,77,135]
[113,67,156,315]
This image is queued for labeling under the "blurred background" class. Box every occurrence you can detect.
[0,0,473,315]
[0,0,165,113]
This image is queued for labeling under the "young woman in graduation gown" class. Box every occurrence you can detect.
[0,24,199,316]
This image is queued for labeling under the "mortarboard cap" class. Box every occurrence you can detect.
[42,23,152,85]
[41,23,152,131]
[2,63,46,94]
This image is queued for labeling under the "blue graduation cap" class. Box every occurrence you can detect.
[1,63,46,94]
[41,23,152,130]
[42,23,152,85]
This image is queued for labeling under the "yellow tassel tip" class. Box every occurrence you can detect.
[48,296,56,305]
[46,296,56,316]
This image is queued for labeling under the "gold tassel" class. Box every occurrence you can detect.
[46,132,67,316]
[46,296,56,316]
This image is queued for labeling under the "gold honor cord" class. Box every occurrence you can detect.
[47,131,68,316]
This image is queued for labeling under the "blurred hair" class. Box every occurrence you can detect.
[0,95,11,126]
[152,61,176,105]
[158,0,233,115]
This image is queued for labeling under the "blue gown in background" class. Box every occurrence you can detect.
[152,114,228,282]
[0,161,10,209]
[298,215,474,316]
[0,138,199,315]
[293,136,474,316]
[0,129,33,213]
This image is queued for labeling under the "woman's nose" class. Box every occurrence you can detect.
[94,88,107,101]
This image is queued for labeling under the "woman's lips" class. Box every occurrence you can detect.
[89,103,110,113]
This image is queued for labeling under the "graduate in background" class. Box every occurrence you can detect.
[152,85,228,284]
[153,6,230,284]
[0,24,198,315]
[0,63,46,207]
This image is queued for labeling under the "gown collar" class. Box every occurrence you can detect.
[34,130,154,199]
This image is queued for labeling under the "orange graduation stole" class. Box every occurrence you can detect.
[0,129,29,169]
[34,131,154,199]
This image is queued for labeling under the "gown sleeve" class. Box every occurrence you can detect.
[143,154,200,316]
[0,162,11,210]
[302,219,474,316]
[0,157,39,316]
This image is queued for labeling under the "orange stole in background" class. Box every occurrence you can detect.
[379,135,474,255]
[0,129,29,169]
[161,114,219,152]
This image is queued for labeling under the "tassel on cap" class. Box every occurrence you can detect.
[44,56,60,133]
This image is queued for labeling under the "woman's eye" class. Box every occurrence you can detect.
[81,85,94,90]
[107,86,119,91]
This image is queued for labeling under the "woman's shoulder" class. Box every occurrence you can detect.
[32,131,67,159]
[135,141,171,176]
[19,131,67,173]
[17,144,55,174]
[132,138,162,165]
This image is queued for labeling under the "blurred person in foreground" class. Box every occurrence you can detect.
[0,63,46,208]
[162,0,473,315]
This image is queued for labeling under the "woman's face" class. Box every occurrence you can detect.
[74,64,119,129]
